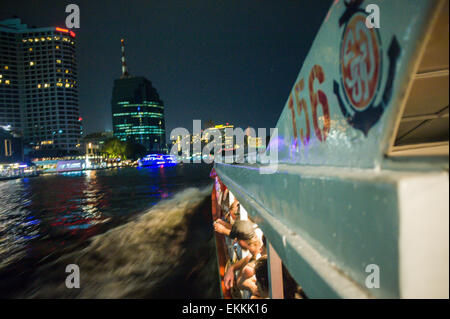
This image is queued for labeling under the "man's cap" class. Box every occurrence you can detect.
[229,220,256,240]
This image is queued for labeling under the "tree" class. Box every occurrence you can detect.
[101,138,127,159]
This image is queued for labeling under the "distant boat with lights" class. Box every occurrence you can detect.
[211,0,449,299]
[138,154,177,167]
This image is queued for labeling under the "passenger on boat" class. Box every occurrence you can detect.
[219,220,265,293]
[228,198,240,220]
[219,188,230,215]
[234,234,265,295]
[252,255,269,299]
[213,218,256,240]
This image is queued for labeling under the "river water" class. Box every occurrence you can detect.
[0,164,220,298]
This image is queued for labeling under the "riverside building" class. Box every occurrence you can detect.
[0,18,82,157]
[111,39,166,153]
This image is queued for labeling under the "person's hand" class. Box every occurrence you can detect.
[242,264,255,279]
[216,219,232,229]
[213,221,230,235]
[241,277,258,295]
[224,266,235,289]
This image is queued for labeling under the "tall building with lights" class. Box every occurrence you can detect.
[111,39,166,152]
[0,18,82,157]
[205,124,234,151]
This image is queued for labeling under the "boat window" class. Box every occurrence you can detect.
[389,2,449,157]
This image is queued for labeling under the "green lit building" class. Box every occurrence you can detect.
[111,40,166,152]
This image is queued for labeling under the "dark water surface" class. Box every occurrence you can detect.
[0,164,220,298]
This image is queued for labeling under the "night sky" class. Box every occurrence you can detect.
[0,0,332,141]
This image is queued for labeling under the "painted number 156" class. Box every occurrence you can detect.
[288,65,330,150]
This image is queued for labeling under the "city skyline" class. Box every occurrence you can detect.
[0,0,332,141]
[0,0,448,302]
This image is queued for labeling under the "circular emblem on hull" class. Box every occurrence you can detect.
[340,12,381,111]
[333,2,401,136]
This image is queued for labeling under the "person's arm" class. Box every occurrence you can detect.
[223,255,251,289]
[229,199,239,219]
[216,219,232,229]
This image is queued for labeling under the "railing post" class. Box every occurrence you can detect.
[268,242,284,299]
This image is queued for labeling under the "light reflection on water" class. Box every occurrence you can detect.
[0,165,212,278]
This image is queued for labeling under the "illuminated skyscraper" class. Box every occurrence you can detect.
[213,124,234,151]
[0,18,82,157]
[111,39,166,152]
